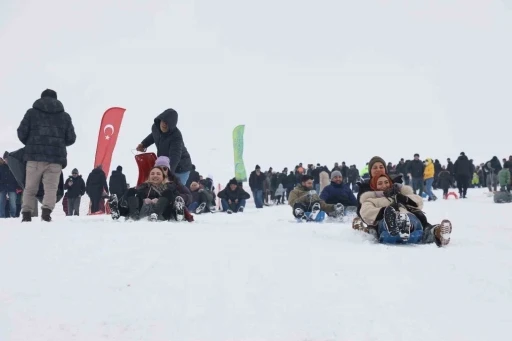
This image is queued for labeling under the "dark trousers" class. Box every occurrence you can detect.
[456,175,470,197]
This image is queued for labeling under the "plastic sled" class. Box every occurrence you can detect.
[136,152,157,186]
[296,211,326,223]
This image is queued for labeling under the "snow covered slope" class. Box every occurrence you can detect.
[1,188,510,341]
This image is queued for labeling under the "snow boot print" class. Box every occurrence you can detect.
[109,194,120,220]
[383,206,400,236]
[175,196,185,221]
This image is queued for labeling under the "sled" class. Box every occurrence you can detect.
[134,152,194,222]
[135,152,157,186]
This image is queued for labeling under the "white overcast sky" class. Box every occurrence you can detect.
[1,0,511,184]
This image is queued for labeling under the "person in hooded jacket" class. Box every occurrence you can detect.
[136,109,193,185]
[217,178,251,213]
[17,89,76,222]
[423,158,437,201]
[64,168,86,216]
[86,165,109,213]
[453,152,471,198]
[109,165,127,200]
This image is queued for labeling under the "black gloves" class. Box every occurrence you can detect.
[383,183,401,198]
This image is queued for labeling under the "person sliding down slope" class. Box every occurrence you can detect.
[109,166,188,222]
[356,174,452,246]
[288,175,342,222]
[319,170,357,218]
[217,178,251,213]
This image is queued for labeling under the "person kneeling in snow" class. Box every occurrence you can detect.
[358,174,452,246]
[288,175,341,222]
[217,178,250,213]
[320,170,357,217]
[109,166,188,222]
[189,181,215,214]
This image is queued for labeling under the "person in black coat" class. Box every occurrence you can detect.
[0,157,21,218]
[64,168,86,215]
[86,165,109,213]
[186,164,201,188]
[407,154,424,195]
[109,166,127,200]
[249,165,266,208]
[453,152,471,198]
[136,108,193,185]
[217,178,251,213]
[17,89,76,222]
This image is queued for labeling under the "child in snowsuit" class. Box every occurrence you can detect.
[437,168,452,199]
[498,162,511,192]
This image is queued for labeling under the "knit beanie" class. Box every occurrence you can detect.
[72,168,79,174]
[228,178,238,186]
[370,174,393,191]
[331,170,342,180]
[368,156,386,177]
[41,89,57,99]
[155,156,171,169]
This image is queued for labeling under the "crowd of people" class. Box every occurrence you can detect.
[4,89,512,248]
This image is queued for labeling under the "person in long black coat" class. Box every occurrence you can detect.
[109,166,127,200]
[86,165,109,213]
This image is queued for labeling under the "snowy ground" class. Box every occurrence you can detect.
[1,188,511,341]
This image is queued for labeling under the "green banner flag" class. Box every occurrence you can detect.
[232,125,247,182]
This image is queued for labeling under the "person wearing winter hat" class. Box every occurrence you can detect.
[155,156,171,170]
[136,108,193,185]
[319,170,357,210]
[217,178,251,213]
[368,156,387,179]
[18,88,76,222]
[64,168,86,216]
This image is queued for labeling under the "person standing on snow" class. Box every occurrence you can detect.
[17,89,76,222]
[86,165,109,213]
[64,168,86,216]
[136,109,193,185]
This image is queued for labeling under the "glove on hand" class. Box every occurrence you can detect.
[396,193,410,205]
[383,183,401,198]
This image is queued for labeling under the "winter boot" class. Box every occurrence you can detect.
[21,212,32,222]
[433,219,452,247]
[174,196,185,221]
[195,202,207,214]
[294,207,306,220]
[227,209,233,214]
[352,217,367,232]
[396,213,411,241]
[333,203,345,220]
[41,208,52,222]
[307,202,321,221]
[127,196,140,221]
[109,195,120,220]
[238,206,244,213]
[383,206,400,236]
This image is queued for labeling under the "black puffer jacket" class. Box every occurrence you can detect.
[86,167,108,196]
[140,109,192,173]
[17,97,76,169]
[454,155,471,177]
[64,175,86,199]
[217,186,251,202]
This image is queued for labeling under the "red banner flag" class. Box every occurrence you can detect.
[94,107,125,176]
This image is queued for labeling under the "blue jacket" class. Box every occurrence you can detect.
[320,182,357,207]
[0,164,20,192]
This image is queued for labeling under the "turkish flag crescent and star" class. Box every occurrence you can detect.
[94,107,126,176]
